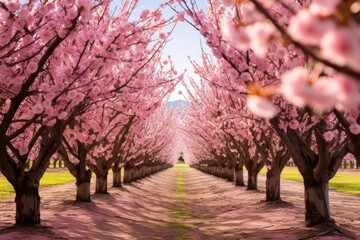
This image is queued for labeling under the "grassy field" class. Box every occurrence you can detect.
[174,163,191,169]
[260,167,360,196]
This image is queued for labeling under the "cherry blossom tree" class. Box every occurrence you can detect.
[175,0,358,226]
[0,0,178,224]
[0,0,103,225]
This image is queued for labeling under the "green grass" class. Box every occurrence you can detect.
[260,167,360,195]
[166,222,194,229]
[170,210,188,217]
[164,167,194,240]
[174,164,190,169]
[40,171,76,186]
[0,177,16,198]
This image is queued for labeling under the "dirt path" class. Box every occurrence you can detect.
[0,168,359,239]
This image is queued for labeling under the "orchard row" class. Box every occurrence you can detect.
[175,0,360,228]
[0,0,181,226]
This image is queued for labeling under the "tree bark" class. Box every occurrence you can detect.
[53,159,58,168]
[95,169,108,194]
[15,186,40,225]
[266,169,281,201]
[304,179,331,227]
[76,169,92,202]
[247,170,258,190]
[234,168,245,186]
[123,168,132,184]
[112,166,122,187]
[226,167,234,182]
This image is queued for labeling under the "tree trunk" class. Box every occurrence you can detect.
[123,168,132,184]
[226,167,234,182]
[266,169,281,201]
[234,168,245,186]
[304,179,331,227]
[15,186,41,225]
[76,170,92,202]
[95,169,108,194]
[113,166,122,187]
[247,170,258,190]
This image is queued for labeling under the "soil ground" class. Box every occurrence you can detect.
[0,167,359,240]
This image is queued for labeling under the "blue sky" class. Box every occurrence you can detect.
[111,0,208,101]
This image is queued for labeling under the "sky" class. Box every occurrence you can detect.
[111,0,209,101]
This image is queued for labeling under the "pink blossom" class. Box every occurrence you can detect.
[275,47,288,59]
[320,28,360,71]
[58,112,68,120]
[309,0,340,17]
[281,68,338,111]
[91,86,101,96]
[288,10,335,45]
[27,62,38,74]
[220,16,250,50]
[67,90,78,99]
[159,32,167,40]
[140,9,150,19]
[246,22,278,57]
[238,2,264,24]
[13,142,28,156]
[7,2,18,12]
[19,146,28,156]
[306,77,337,112]
[349,124,360,135]
[67,8,78,20]
[333,74,360,110]
[247,95,279,119]
[33,104,44,114]
[289,120,300,129]
[323,131,335,141]
[46,119,57,127]
[1,99,11,114]
[177,12,185,22]
[280,67,310,107]
[222,0,234,6]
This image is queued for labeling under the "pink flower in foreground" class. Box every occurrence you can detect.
[220,16,250,50]
[323,131,335,141]
[320,28,360,71]
[309,0,340,17]
[306,77,337,112]
[247,95,279,119]
[333,73,360,110]
[246,22,278,57]
[349,124,360,135]
[281,68,339,112]
[222,0,234,6]
[280,67,310,107]
[288,10,335,45]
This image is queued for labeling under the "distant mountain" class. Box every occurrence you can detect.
[167,100,188,109]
